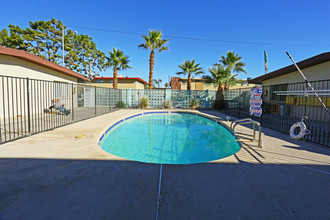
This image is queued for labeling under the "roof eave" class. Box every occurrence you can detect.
[249,52,330,83]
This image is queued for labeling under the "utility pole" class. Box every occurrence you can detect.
[62,26,65,67]
[264,50,268,74]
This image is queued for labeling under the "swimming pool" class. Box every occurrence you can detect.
[98,112,241,164]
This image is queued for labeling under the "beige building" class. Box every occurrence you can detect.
[0,46,87,83]
[170,77,255,90]
[250,52,330,86]
[250,52,330,120]
[91,77,149,89]
[0,46,88,121]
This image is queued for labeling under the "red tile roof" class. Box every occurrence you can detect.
[0,46,89,81]
[93,77,149,85]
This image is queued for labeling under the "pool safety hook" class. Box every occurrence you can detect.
[230,118,263,148]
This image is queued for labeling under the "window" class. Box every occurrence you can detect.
[270,84,288,102]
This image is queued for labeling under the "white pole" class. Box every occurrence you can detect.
[62,26,65,67]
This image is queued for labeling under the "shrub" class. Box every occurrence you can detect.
[139,96,149,109]
[163,100,172,109]
[116,101,126,108]
[190,99,199,109]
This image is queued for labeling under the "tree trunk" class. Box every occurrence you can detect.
[113,67,118,89]
[215,83,225,109]
[224,83,229,90]
[217,83,224,96]
[187,74,191,90]
[89,62,92,79]
[149,50,155,89]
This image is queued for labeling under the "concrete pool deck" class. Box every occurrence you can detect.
[0,109,329,219]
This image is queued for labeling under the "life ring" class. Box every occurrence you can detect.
[290,122,309,140]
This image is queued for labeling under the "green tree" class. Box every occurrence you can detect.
[0,29,10,47]
[104,48,131,89]
[0,25,29,50]
[204,64,241,108]
[164,82,169,88]
[217,51,247,75]
[1,19,106,78]
[153,78,162,88]
[66,33,105,79]
[24,18,64,63]
[176,60,204,90]
[204,64,240,91]
[138,30,169,89]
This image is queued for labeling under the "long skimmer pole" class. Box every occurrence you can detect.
[286,52,330,115]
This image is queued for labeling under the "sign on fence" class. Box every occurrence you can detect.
[249,87,262,116]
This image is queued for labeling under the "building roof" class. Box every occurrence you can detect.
[0,46,89,81]
[180,78,205,82]
[249,52,330,83]
[179,78,249,82]
[93,77,149,85]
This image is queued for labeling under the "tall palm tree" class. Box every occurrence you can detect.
[104,48,131,89]
[176,60,204,90]
[217,51,247,75]
[138,30,169,89]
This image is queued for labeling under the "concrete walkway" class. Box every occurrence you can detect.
[0,109,329,219]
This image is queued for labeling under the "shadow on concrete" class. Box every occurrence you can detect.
[0,158,329,220]
[0,159,159,220]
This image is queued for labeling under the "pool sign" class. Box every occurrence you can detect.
[250,87,262,117]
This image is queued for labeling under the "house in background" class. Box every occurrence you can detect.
[91,77,149,89]
[249,52,330,120]
[0,46,89,120]
[170,77,254,90]
[0,46,88,83]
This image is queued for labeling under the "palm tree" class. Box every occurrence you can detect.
[164,82,169,88]
[176,60,204,90]
[204,64,230,93]
[138,30,169,89]
[203,64,240,108]
[217,51,247,75]
[104,48,131,89]
[153,78,162,88]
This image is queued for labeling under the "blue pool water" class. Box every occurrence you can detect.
[99,113,241,164]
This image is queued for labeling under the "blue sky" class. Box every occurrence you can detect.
[1,0,330,86]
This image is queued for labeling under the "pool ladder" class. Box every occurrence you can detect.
[230,118,263,148]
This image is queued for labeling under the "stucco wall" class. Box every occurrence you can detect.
[0,54,78,83]
[262,61,330,86]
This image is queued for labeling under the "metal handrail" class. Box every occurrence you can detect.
[231,118,262,148]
